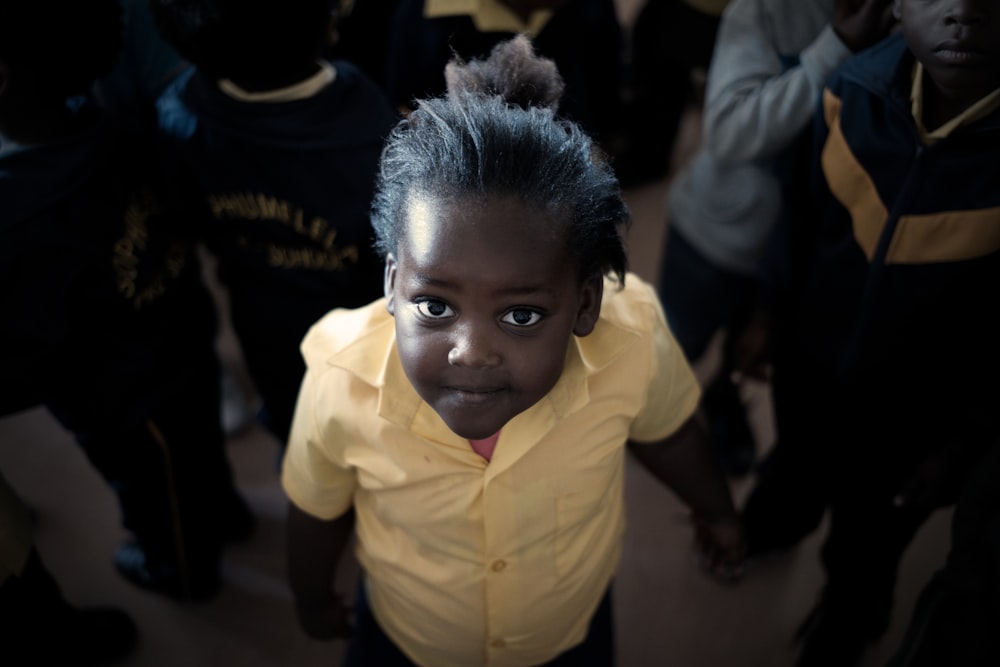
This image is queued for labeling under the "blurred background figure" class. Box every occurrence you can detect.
[615,0,730,187]
[737,0,997,664]
[1,0,251,604]
[656,0,895,478]
[151,0,399,447]
[382,0,624,146]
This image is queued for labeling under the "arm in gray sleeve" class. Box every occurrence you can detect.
[701,0,852,166]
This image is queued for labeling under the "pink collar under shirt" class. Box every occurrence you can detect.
[469,432,500,462]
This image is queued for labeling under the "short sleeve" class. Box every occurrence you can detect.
[628,293,701,443]
[280,365,357,521]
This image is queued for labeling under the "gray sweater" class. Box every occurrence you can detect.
[667,0,851,274]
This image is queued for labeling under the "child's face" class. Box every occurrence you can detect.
[384,193,602,441]
[896,0,1000,100]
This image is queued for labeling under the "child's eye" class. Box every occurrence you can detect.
[501,308,543,327]
[415,299,454,319]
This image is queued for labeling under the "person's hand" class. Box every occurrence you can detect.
[692,513,747,584]
[731,307,773,383]
[833,0,898,53]
[295,593,353,640]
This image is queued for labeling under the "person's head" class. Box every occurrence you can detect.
[372,36,630,440]
[894,0,1000,111]
[150,0,341,87]
[0,0,122,142]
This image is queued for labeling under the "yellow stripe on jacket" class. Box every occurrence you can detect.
[821,88,1000,265]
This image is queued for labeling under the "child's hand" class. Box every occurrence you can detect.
[294,593,354,640]
[833,0,897,53]
[732,307,773,383]
[692,513,747,584]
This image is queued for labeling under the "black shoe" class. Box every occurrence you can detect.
[114,542,221,603]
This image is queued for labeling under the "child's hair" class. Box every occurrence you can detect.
[371,35,630,286]
[150,0,338,84]
[0,0,122,105]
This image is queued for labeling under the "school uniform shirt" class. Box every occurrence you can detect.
[156,59,397,312]
[156,59,399,438]
[0,104,216,423]
[282,273,700,666]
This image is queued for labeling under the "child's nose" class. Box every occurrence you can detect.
[447,323,501,368]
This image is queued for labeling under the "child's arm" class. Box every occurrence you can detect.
[628,417,745,581]
[287,504,355,639]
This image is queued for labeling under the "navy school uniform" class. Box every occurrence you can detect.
[1,103,242,577]
[744,33,1000,638]
[156,60,399,444]
[384,0,623,140]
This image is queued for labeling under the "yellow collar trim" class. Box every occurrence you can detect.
[218,60,336,103]
[425,0,553,37]
[911,61,1000,144]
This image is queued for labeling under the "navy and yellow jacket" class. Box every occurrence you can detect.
[777,33,1000,431]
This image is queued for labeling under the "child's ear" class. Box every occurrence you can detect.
[892,0,902,21]
[384,254,397,315]
[572,274,603,337]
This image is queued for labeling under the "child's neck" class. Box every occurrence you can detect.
[922,73,1000,132]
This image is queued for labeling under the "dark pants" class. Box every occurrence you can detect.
[344,582,616,667]
[658,228,757,365]
[742,353,942,637]
[887,442,1000,666]
[659,228,759,470]
[45,279,242,569]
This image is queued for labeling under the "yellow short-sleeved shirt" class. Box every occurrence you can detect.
[282,273,699,666]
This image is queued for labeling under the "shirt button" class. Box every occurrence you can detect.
[490,559,507,572]
[491,638,506,649]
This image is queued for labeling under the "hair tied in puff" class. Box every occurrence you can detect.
[444,34,565,112]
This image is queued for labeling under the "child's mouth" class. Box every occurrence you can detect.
[449,387,503,406]
[934,42,988,66]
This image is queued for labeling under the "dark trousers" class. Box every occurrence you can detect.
[344,582,616,667]
[742,354,941,636]
[887,442,1000,666]
[44,281,242,568]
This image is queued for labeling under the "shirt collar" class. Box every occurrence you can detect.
[218,60,337,103]
[424,0,553,36]
[911,61,1000,144]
